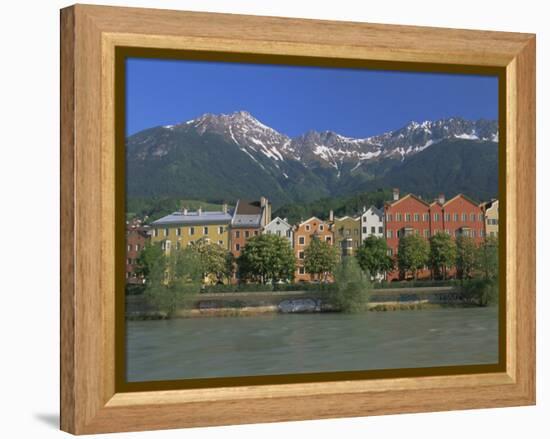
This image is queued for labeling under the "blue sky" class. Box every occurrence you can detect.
[126,58,498,137]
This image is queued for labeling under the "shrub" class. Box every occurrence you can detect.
[327,257,371,312]
[461,278,499,306]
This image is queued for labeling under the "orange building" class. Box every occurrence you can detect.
[293,216,334,282]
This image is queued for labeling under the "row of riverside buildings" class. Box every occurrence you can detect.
[126,189,499,284]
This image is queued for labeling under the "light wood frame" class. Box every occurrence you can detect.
[60,4,536,434]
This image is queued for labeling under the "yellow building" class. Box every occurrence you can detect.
[332,215,362,256]
[482,199,499,237]
[150,206,232,255]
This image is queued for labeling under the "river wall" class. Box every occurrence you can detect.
[126,286,475,319]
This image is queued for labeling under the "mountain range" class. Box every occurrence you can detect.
[126,111,499,207]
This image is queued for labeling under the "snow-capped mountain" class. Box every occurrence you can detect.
[157,110,497,171]
[127,111,499,205]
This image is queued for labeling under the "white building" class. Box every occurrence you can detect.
[263,217,293,246]
[360,206,384,242]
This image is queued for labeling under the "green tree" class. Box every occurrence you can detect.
[477,236,499,281]
[356,236,394,280]
[328,257,371,312]
[429,232,456,280]
[144,246,202,317]
[397,234,429,280]
[135,242,166,285]
[190,238,234,283]
[304,236,339,282]
[237,234,296,283]
[455,236,478,280]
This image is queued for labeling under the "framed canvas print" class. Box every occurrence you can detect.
[60,4,536,435]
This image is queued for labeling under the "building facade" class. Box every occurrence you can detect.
[293,217,334,282]
[333,216,361,256]
[126,221,150,284]
[150,206,232,255]
[360,206,384,241]
[384,190,485,280]
[230,197,271,258]
[482,199,499,237]
[263,216,293,246]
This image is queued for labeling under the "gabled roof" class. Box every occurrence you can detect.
[334,215,360,223]
[265,216,291,229]
[385,193,430,208]
[363,205,383,215]
[443,193,481,208]
[297,216,326,227]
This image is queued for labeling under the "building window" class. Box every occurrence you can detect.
[218,226,224,234]
[235,243,240,251]
[405,213,411,222]
[434,213,440,221]
[298,236,305,245]
[164,228,169,237]
[299,267,305,275]
[176,228,181,236]
[235,230,240,238]
[254,230,259,236]
[387,248,393,256]
[160,241,165,250]
[423,213,429,222]
[127,244,131,251]
[298,251,304,259]
[287,230,291,238]
[378,226,383,234]
[472,230,476,238]
[189,227,195,236]
[135,244,140,251]
[387,230,393,239]
[454,213,459,221]
[480,230,485,237]
[127,258,132,265]
[165,241,171,251]
[462,213,467,221]
[176,242,181,250]
[153,229,158,237]
[362,226,367,234]
[371,226,375,234]
[319,224,324,231]
[386,214,392,222]
[414,213,419,222]
[479,213,484,221]
[470,213,476,221]
[396,213,402,221]
[444,213,450,221]
[325,236,332,243]
[218,240,223,245]
[203,226,209,235]
[276,230,281,236]
[305,225,311,231]
[363,216,367,222]
[245,231,250,238]
[424,229,430,238]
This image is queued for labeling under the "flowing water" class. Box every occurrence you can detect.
[126,307,499,382]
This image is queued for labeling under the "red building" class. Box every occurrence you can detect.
[384,189,485,280]
[126,221,150,284]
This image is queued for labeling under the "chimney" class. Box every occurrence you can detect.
[260,196,267,207]
[329,210,334,222]
[438,193,445,204]
[222,203,228,214]
[198,206,202,216]
[392,188,400,201]
[183,207,188,215]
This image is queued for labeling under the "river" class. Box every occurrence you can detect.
[126,307,499,382]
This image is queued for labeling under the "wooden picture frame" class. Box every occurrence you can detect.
[60,4,536,434]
